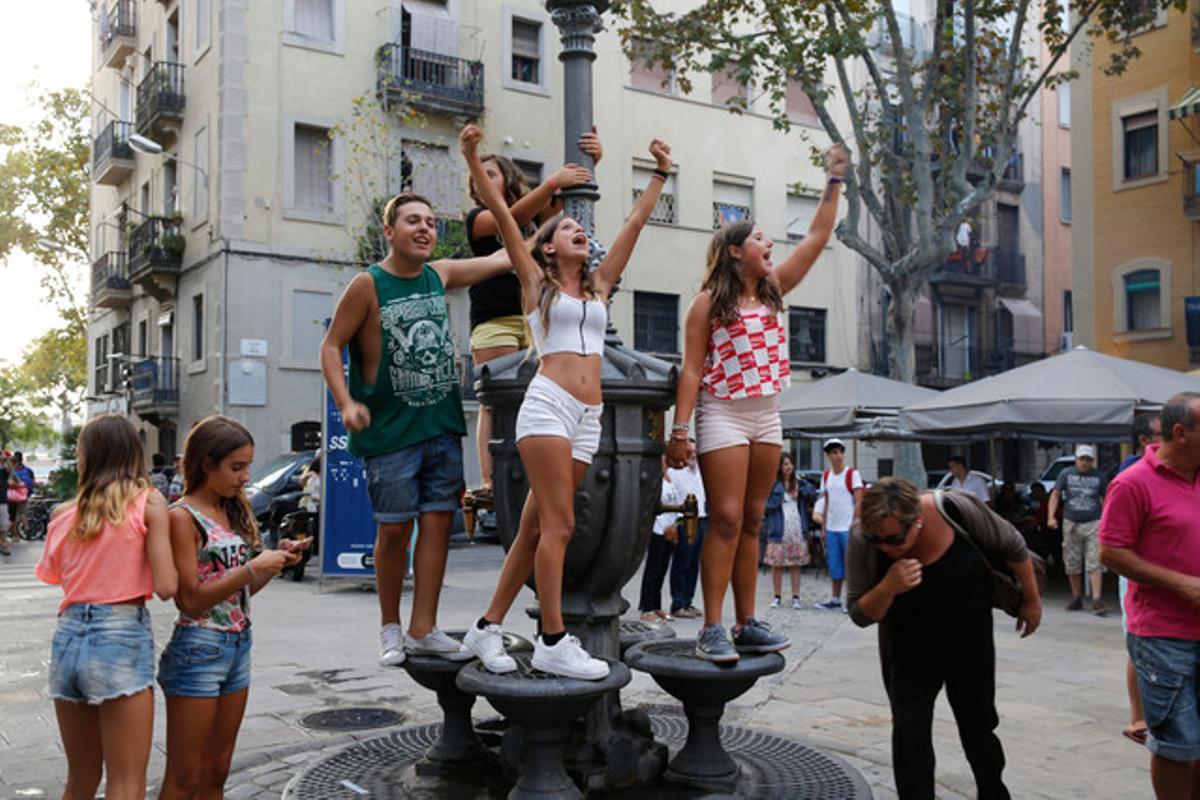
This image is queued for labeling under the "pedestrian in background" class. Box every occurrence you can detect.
[1048,444,1108,614]
[639,456,679,622]
[35,415,176,800]
[848,478,1041,800]
[10,451,34,538]
[157,416,306,798]
[667,439,706,619]
[1101,393,1200,799]
[816,438,862,611]
[764,453,812,609]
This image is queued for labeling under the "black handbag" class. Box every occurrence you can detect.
[933,490,1047,617]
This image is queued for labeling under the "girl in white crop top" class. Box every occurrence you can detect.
[459,124,673,679]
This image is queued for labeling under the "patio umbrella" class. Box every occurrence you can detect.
[898,346,1200,442]
[779,367,938,437]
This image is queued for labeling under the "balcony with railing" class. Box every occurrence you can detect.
[93,120,136,186]
[99,0,136,69]
[993,247,1026,286]
[136,61,185,141]
[929,247,998,288]
[1185,158,1200,221]
[376,44,484,118]
[129,356,180,419]
[997,152,1025,191]
[128,216,183,299]
[92,252,132,309]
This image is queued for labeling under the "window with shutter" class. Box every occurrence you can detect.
[511,18,541,84]
[295,124,333,211]
[294,0,334,40]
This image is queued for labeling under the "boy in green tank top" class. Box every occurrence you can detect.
[321,192,513,666]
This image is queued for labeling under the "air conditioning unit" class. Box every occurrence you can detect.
[1059,331,1073,352]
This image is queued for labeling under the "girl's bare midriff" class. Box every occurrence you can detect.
[539,353,603,405]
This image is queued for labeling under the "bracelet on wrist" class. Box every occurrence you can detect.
[546,177,559,193]
[653,168,670,180]
[827,175,845,185]
[671,423,689,432]
[245,563,258,583]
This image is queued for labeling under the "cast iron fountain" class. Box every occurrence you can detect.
[287,2,871,797]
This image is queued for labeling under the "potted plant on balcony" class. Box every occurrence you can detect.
[159,232,186,261]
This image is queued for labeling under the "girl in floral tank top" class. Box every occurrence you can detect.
[158,416,307,797]
[666,146,850,665]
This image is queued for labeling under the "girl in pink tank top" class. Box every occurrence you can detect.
[157,416,307,798]
[36,414,176,800]
[666,146,850,664]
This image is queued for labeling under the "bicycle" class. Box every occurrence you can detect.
[19,495,58,541]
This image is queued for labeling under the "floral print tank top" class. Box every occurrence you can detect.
[175,501,251,632]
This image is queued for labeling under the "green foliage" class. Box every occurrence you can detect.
[49,425,81,499]
[0,366,55,451]
[0,86,90,309]
[18,311,88,423]
[432,218,470,261]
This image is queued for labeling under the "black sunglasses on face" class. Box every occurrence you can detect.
[864,518,919,548]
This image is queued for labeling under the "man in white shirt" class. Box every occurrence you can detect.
[668,440,707,618]
[639,457,680,622]
[816,439,863,611]
[948,456,992,506]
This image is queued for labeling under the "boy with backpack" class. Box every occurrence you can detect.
[815,438,862,611]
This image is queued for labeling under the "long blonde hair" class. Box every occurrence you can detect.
[182,416,261,550]
[69,415,152,542]
[703,220,783,325]
[530,213,600,334]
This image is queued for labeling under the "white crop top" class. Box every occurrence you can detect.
[526,293,607,356]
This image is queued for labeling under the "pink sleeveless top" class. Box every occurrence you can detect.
[702,305,791,399]
[36,489,153,613]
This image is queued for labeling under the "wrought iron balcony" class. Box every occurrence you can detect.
[993,248,1026,286]
[129,356,180,417]
[93,120,135,186]
[136,61,185,141]
[99,0,136,69]
[997,152,1025,191]
[376,44,484,118]
[91,251,132,309]
[1185,159,1200,221]
[128,216,183,300]
[929,247,999,288]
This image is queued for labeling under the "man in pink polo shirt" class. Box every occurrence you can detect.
[1100,392,1200,800]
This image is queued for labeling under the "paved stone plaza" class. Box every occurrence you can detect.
[0,535,1147,798]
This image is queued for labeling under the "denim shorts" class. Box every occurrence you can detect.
[157,625,253,698]
[825,530,850,580]
[49,604,155,705]
[515,374,603,464]
[1128,633,1200,762]
[364,434,465,524]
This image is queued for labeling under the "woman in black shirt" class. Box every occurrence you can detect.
[466,130,602,494]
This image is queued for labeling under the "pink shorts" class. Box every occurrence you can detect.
[695,392,783,455]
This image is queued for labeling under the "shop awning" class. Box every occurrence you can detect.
[1170,85,1200,121]
[997,297,1044,355]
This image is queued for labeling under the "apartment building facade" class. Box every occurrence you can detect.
[1071,4,1200,372]
[86,0,860,476]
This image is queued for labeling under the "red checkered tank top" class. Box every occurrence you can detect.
[702,305,791,399]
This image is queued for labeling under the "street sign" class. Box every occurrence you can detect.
[318,341,377,583]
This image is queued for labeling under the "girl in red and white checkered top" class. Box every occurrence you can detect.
[667,145,851,663]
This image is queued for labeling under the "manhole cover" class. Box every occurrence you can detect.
[300,707,406,732]
[289,713,871,798]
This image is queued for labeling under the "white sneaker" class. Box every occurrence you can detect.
[531,634,609,680]
[379,623,405,667]
[791,596,803,610]
[769,596,781,609]
[404,628,473,661]
[463,623,517,674]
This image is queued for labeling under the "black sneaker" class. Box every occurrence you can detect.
[696,623,739,664]
[732,618,790,654]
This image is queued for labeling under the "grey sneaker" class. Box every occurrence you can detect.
[404,628,472,661]
[732,618,791,654]
[696,623,739,664]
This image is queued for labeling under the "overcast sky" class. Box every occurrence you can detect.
[0,1,91,367]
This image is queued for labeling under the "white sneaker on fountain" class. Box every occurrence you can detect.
[531,634,609,680]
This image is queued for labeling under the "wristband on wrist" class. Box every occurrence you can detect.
[245,562,258,584]
[671,423,689,432]
[653,168,670,180]
[669,431,689,442]
[546,176,559,193]
[827,175,845,185]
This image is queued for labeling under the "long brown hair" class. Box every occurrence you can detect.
[703,220,783,325]
[777,453,797,492]
[69,415,151,542]
[468,154,530,209]
[530,213,599,334]
[182,415,261,549]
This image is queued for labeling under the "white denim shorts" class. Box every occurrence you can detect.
[516,374,604,464]
[695,391,783,455]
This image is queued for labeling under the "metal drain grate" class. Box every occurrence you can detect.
[290,713,871,798]
[300,707,406,732]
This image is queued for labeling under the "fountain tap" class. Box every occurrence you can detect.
[461,488,495,542]
[657,493,700,545]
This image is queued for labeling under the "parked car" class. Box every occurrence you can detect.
[1035,456,1077,494]
[933,469,1004,499]
[246,450,316,547]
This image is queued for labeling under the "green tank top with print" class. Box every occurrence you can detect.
[346,264,466,458]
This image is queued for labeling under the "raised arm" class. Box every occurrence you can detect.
[594,139,673,295]
[774,145,850,295]
[432,248,516,291]
[320,273,373,432]
[468,162,592,239]
[665,292,712,468]
[458,125,542,296]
